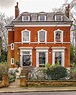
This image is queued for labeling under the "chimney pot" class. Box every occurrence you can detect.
[15,2,19,19]
[65,4,70,18]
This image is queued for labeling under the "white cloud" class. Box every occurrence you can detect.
[0,0,16,8]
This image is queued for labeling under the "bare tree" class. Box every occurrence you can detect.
[0,12,13,51]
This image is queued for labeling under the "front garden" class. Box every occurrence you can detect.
[0,62,76,88]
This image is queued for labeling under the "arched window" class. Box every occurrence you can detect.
[38,29,47,43]
[22,29,30,43]
[54,29,63,43]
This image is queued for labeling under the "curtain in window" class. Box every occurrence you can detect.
[23,31,29,41]
[55,31,61,42]
[39,31,45,42]
[55,52,62,65]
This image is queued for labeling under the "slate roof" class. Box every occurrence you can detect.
[6,11,72,29]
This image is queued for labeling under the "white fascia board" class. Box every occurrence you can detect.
[19,47,33,49]
[14,25,71,27]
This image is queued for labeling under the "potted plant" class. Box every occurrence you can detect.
[27,61,31,66]
[16,61,20,67]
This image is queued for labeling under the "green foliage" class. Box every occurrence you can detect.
[45,63,51,69]
[45,65,68,80]
[70,45,75,64]
[0,62,9,75]
[16,61,20,67]
[70,66,76,79]
[50,66,67,80]
[0,50,7,62]
[8,74,15,83]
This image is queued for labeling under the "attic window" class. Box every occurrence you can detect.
[22,16,30,21]
[38,15,46,21]
[55,15,63,21]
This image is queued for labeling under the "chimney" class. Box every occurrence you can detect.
[15,2,19,19]
[65,4,70,18]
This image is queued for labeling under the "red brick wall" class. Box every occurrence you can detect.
[8,26,70,68]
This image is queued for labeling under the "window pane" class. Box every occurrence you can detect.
[23,31,29,41]
[22,16,30,21]
[55,31,61,42]
[39,52,45,67]
[55,52,62,65]
[39,16,46,21]
[23,54,31,66]
[39,31,45,42]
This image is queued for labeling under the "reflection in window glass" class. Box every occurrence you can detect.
[23,31,29,42]
[39,52,45,67]
[39,31,45,42]
[55,52,62,65]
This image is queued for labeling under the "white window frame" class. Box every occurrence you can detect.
[22,16,30,21]
[38,15,46,21]
[11,43,14,50]
[38,29,47,43]
[52,47,66,67]
[21,29,31,43]
[55,15,63,21]
[54,29,63,44]
[11,58,14,65]
[19,47,32,67]
[36,47,49,67]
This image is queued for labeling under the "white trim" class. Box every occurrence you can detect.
[54,29,63,44]
[21,29,31,43]
[52,47,65,67]
[11,58,14,65]
[38,15,46,21]
[38,29,47,43]
[20,48,32,67]
[11,43,14,50]
[51,47,66,49]
[14,25,71,27]
[35,47,49,49]
[19,47,33,49]
[8,29,13,31]
[14,42,70,44]
[36,48,48,67]
[22,16,30,21]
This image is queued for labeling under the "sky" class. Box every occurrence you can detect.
[0,0,72,17]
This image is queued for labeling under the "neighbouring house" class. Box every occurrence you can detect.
[6,2,72,69]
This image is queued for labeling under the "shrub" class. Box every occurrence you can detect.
[50,66,68,80]
[45,63,51,69]
[8,74,15,83]
[70,66,76,79]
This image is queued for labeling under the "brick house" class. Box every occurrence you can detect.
[6,3,72,69]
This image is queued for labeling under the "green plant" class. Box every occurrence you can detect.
[0,50,7,62]
[16,61,20,67]
[45,63,51,69]
[27,61,31,66]
[50,66,67,80]
[8,74,15,83]
[0,62,9,74]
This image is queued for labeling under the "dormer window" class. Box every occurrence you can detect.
[22,16,30,21]
[54,29,63,43]
[55,15,64,21]
[38,29,47,43]
[38,15,46,21]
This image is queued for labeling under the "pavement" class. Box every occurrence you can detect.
[0,79,76,93]
[0,86,76,93]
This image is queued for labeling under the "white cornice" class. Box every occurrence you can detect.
[19,47,33,49]
[14,42,70,44]
[14,25,71,27]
